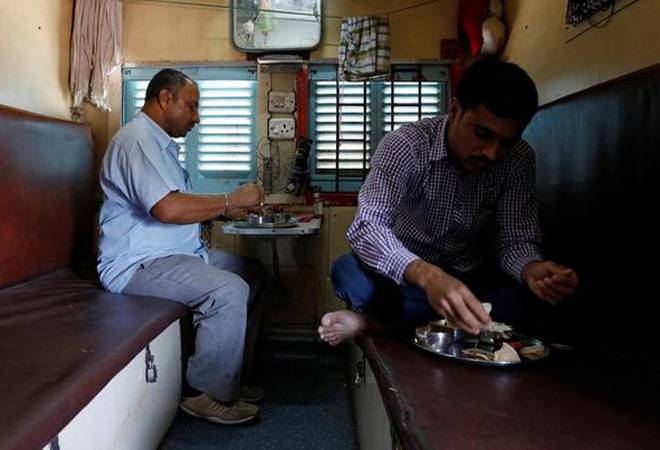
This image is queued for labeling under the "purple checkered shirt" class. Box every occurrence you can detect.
[348,115,543,285]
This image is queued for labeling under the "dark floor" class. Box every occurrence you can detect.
[159,340,358,450]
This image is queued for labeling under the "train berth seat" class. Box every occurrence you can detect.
[0,105,188,450]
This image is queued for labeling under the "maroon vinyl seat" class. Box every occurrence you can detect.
[0,104,187,450]
[0,267,187,450]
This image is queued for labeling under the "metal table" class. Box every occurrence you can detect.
[221,218,321,277]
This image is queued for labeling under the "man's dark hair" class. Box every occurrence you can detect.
[455,57,538,123]
[144,68,196,102]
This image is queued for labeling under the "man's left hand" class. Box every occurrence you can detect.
[522,261,579,305]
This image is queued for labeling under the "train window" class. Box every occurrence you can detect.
[308,64,449,192]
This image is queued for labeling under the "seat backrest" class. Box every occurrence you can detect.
[0,105,94,288]
[523,64,660,360]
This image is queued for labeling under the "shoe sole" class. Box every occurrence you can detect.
[180,404,257,425]
[240,395,264,403]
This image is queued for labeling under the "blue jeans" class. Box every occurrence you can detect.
[330,253,534,328]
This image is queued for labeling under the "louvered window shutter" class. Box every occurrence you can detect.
[196,80,256,175]
[313,80,371,173]
[383,81,444,132]
[308,64,448,192]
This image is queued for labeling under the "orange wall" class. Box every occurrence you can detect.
[504,0,660,104]
[0,0,73,118]
[121,0,458,63]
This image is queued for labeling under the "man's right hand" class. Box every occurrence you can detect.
[226,183,264,218]
[405,259,491,334]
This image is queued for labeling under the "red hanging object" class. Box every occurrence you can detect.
[458,0,490,56]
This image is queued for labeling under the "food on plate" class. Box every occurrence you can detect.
[494,342,521,363]
[461,347,495,361]
[520,344,547,360]
[484,321,512,334]
[507,340,524,350]
[420,303,548,364]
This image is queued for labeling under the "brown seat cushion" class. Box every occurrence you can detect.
[0,267,188,450]
[359,334,660,450]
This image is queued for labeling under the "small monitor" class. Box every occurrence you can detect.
[231,0,323,52]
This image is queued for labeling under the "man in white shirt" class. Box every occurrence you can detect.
[98,68,264,424]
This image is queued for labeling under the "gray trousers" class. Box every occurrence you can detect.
[122,249,264,402]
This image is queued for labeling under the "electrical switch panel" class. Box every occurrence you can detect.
[268,118,296,139]
[268,91,296,113]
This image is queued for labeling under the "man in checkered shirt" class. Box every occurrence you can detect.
[318,58,579,345]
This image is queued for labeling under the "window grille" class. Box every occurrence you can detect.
[309,64,448,192]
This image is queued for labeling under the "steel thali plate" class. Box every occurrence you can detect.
[232,218,298,229]
[412,327,550,367]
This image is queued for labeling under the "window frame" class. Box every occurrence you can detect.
[122,64,258,193]
[308,63,449,192]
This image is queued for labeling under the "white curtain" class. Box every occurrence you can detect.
[69,0,122,118]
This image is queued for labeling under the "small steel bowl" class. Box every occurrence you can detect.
[426,320,476,345]
[272,213,291,224]
[417,323,455,350]
[247,212,291,225]
[247,213,267,225]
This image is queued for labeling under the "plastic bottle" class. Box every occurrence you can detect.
[313,192,324,218]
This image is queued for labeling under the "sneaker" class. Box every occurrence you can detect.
[240,384,265,403]
[180,393,258,425]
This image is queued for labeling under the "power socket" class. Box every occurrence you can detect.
[268,118,296,140]
[268,91,296,113]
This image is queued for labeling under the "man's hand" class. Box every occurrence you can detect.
[405,260,491,334]
[522,260,579,305]
[226,183,264,218]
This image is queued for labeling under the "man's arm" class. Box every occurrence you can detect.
[404,259,491,334]
[494,143,545,282]
[151,183,263,224]
[347,133,421,284]
[495,143,578,303]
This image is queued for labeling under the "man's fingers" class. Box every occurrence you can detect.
[536,279,562,304]
[434,297,472,333]
[436,297,456,324]
[551,272,579,287]
[464,290,491,325]
[547,263,579,284]
[544,278,575,297]
[446,293,484,334]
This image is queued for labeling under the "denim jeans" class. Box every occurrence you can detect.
[330,253,537,329]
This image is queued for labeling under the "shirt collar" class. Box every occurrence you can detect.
[138,111,180,154]
[430,114,450,162]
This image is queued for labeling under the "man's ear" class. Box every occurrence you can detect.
[157,88,173,110]
[449,97,459,120]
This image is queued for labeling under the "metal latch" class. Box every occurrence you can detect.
[49,436,60,450]
[354,359,365,386]
[145,344,158,383]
